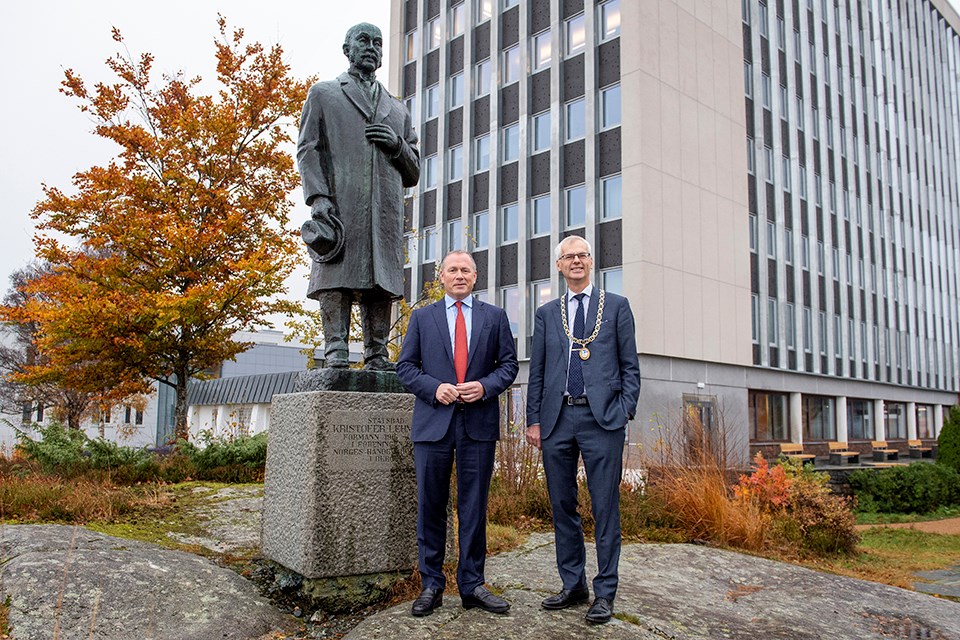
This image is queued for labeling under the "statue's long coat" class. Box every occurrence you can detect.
[297,73,420,299]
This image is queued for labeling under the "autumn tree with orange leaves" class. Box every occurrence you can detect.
[4,18,311,441]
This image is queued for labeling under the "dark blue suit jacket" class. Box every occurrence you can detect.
[397,298,519,442]
[526,291,641,439]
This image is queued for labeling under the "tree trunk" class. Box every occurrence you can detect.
[174,366,190,441]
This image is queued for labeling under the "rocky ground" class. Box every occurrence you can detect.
[2,488,959,639]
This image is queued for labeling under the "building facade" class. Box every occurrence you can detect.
[391,0,960,463]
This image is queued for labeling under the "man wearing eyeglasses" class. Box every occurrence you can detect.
[525,234,640,624]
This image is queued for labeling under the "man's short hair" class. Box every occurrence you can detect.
[344,22,381,46]
[554,235,593,260]
[439,250,477,272]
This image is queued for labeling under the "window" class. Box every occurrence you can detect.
[533,31,552,70]
[503,46,521,84]
[449,73,464,108]
[448,145,463,181]
[916,405,933,439]
[476,0,493,23]
[502,124,520,163]
[744,62,753,97]
[475,59,491,96]
[503,0,519,7]
[884,402,907,439]
[746,138,755,173]
[601,175,622,219]
[751,294,760,342]
[602,268,623,294]
[749,391,790,441]
[565,98,585,140]
[421,226,437,262]
[447,219,463,251]
[135,409,143,425]
[501,203,518,243]
[405,95,417,122]
[124,405,132,423]
[426,17,441,51]
[786,302,796,349]
[598,0,621,41]
[565,14,586,56]
[425,84,439,119]
[834,315,842,357]
[781,156,791,191]
[819,311,827,354]
[803,307,812,352]
[766,221,776,258]
[749,214,758,251]
[531,194,551,236]
[847,398,874,440]
[767,298,778,345]
[600,84,621,129]
[404,30,419,62]
[450,3,466,37]
[802,395,835,441]
[404,232,414,265]
[761,73,771,108]
[471,211,489,249]
[784,227,793,264]
[764,147,774,182]
[424,154,438,189]
[758,2,768,37]
[801,235,809,269]
[502,286,519,336]
[531,280,552,331]
[532,111,551,151]
[565,185,586,227]
[474,135,490,171]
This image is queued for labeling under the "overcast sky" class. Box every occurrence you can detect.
[0,0,390,327]
[1,1,959,325]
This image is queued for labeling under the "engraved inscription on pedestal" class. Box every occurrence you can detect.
[328,411,412,471]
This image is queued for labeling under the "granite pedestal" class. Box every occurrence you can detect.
[262,370,417,610]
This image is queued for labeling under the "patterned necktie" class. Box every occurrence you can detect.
[454,301,468,384]
[567,293,586,397]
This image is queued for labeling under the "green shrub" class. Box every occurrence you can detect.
[15,424,266,484]
[850,462,960,514]
[14,422,87,474]
[177,432,268,482]
[938,405,960,473]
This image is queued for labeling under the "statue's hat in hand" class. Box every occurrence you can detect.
[302,211,345,263]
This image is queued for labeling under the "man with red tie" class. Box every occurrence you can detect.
[397,250,518,617]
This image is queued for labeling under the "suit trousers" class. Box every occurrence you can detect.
[541,402,624,600]
[413,406,496,595]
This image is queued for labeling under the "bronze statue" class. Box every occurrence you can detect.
[297,22,420,370]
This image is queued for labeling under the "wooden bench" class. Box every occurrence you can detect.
[908,439,935,459]
[871,440,900,462]
[779,443,817,465]
[828,441,860,465]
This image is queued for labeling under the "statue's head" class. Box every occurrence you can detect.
[343,23,383,74]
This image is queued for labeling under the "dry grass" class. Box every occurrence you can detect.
[0,459,171,524]
[640,414,770,551]
[801,527,960,591]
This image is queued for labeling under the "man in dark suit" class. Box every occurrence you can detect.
[525,234,640,624]
[397,250,519,617]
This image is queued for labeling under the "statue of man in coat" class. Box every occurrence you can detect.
[297,22,420,370]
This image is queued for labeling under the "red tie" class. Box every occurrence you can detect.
[454,301,468,384]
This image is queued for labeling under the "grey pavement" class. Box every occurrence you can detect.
[346,533,960,640]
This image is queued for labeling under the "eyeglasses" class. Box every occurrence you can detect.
[559,252,591,262]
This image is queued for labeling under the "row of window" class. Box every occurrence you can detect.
[405,0,621,62]
[749,390,942,443]
[410,174,621,265]
[21,403,144,426]
[485,268,623,337]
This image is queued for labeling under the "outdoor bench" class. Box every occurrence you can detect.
[908,439,935,459]
[779,443,816,466]
[871,440,900,462]
[827,441,860,465]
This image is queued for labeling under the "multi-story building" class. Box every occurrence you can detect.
[391,0,960,462]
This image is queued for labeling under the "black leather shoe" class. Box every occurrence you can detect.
[411,588,443,617]
[541,587,590,610]
[461,585,510,614]
[585,597,613,624]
